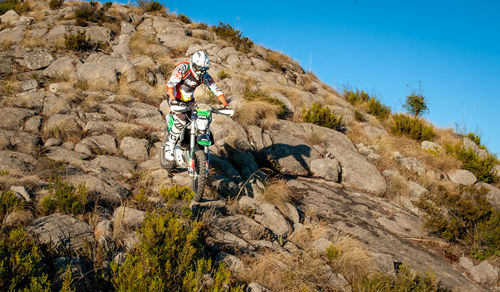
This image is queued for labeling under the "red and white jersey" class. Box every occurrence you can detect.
[167,62,223,102]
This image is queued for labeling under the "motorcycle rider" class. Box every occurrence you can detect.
[164,50,229,161]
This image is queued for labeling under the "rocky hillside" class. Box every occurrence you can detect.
[0,1,499,291]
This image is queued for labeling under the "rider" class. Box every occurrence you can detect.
[164,50,229,161]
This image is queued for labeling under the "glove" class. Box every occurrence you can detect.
[169,99,179,106]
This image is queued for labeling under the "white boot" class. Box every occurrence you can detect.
[164,134,177,161]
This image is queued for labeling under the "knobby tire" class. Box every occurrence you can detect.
[192,150,207,202]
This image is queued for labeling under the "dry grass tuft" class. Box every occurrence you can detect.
[114,122,146,141]
[129,32,156,56]
[234,100,279,129]
[261,179,291,212]
[326,231,377,285]
[240,251,337,292]
[303,127,326,146]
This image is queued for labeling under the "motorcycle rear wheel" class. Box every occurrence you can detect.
[192,150,207,202]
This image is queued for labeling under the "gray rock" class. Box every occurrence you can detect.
[86,26,113,44]
[21,78,38,91]
[24,116,42,132]
[476,182,500,211]
[78,134,118,155]
[239,196,261,213]
[122,231,139,251]
[44,114,82,136]
[0,151,36,174]
[463,137,488,159]
[157,33,199,48]
[397,156,427,176]
[0,107,35,130]
[67,174,131,206]
[211,215,268,241]
[254,203,292,237]
[28,213,94,253]
[311,238,334,254]
[246,283,272,292]
[128,81,155,97]
[283,202,300,225]
[42,95,71,116]
[0,54,14,75]
[363,125,388,140]
[112,206,145,230]
[191,29,214,41]
[448,169,477,185]
[134,115,164,131]
[310,158,341,182]
[469,261,498,285]
[0,10,19,24]
[6,91,44,111]
[0,25,25,45]
[421,141,444,154]
[119,137,149,161]
[459,256,474,270]
[250,57,272,71]
[77,55,136,87]
[44,56,82,81]
[0,129,41,153]
[92,155,136,177]
[84,120,114,135]
[209,173,240,198]
[23,50,54,70]
[10,185,31,201]
[216,252,244,274]
[120,21,136,35]
[45,146,89,167]
[190,200,227,214]
[110,102,159,118]
[407,181,428,197]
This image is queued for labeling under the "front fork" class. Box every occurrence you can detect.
[188,126,210,176]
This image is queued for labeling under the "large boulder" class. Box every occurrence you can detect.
[76,55,136,87]
[253,203,292,237]
[76,134,118,155]
[119,137,149,161]
[0,129,41,154]
[112,206,145,231]
[448,169,477,185]
[42,94,71,116]
[44,114,83,137]
[44,56,82,81]
[421,141,444,154]
[310,158,341,182]
[0,10,20,25]
[4,91,44,111]
[0,107,35,130]
[92,155,136,177]
[28,213,94,253]
[463,137,488,159]
[0,151,36,174]
[476,182,500,211]
[469,261,498,285]
[23,50,54,70]
[67,174,131,206]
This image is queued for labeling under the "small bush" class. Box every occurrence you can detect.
[177,13,191,24]
[213,22,253,53]
[49,0,64,10]
[138,0,164,12]
[366,97,390,118]
[0,228,51,291]
[446,144,498,183]
[64,31,101,51]
[111,210,242,291]
[0,0,29,15]
[0,190,24,221]
[344,89,390,119]
[344,89,370,105]
[391,113,435,141]
[415,185,500,259]
[104,1,112,8]
[218,70,228,80]
[302,103,346,133]
[404,93,428,117]
[243,89,290,119]
[466,132,486,150]
[160,185,194,201]
[39,177,87,215]
[74,1,108,24]
[354,109,367,122]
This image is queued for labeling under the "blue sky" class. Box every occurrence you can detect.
[160,0,500,154]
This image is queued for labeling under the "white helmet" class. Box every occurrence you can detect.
[190,50,209,77]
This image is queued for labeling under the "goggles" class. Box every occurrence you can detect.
[192,63,208,73]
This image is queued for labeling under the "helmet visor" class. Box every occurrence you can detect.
[192,63,208,74]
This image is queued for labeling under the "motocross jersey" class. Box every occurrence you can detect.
[167,62,223,102]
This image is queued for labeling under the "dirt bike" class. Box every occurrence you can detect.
[160,102,234,202]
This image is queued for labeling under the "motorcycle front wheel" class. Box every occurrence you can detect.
[192,150,207,202]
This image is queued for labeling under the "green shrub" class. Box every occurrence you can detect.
[177,13,191,24]
[0,190,24,221]
[0,228,51,291]
[354,109,367,122]
[357,263,449,292]
[404,93,428,117]
[39,177,87,215]
[0,0,29,15]
[302,103,346,133]
[111,210,242,291]
[218,70,228,80]
[74,1,108,23]
[138,0,164,12]
[104,1,112,8]
[160,185,194,201]
[415,185,500,259]
[344,89,390,119]
[466,132,486,150]
[49,0,64,10]
[366,97,391,118]
[344,89,370,105]
[447,144,497,183]
[213,22,253,53]
[391,113,435,141]
[64,31,103,51]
